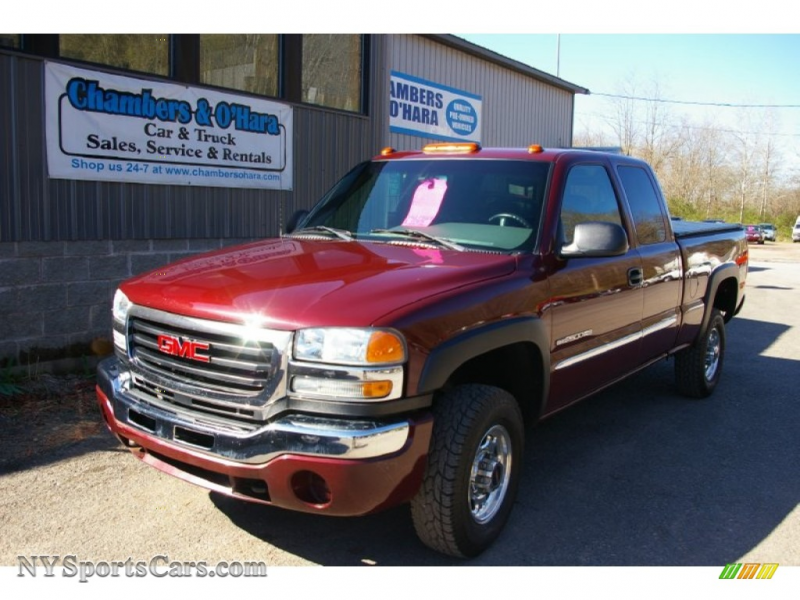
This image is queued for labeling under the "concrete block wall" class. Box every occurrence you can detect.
[0,239,254,365]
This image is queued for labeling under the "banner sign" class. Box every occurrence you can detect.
[45,62,293,190]
[389,71,482,143]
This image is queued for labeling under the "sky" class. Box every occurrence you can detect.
[458,33,800,166]
[14,0,797,165]
[4,3,800,593]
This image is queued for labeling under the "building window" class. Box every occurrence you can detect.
[0,34,20,49]
[200,34,279,97]
[60,34,169,76]
[302,34,362,112]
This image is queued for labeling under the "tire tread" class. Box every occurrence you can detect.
[675,308,725,398]
[410,384,522,557]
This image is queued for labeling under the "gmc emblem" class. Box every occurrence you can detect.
[157,334,211,363]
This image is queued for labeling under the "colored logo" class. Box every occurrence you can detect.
[445,99,478,136]
[157,334,211,363]
[719,563,778,579]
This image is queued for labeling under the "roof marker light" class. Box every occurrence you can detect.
[380,147,396,156]
[422,142,480,154]
[528,144,544,154]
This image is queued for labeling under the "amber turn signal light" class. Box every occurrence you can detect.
[366,330,406,363]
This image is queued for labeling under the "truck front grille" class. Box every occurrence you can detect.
[129,316,275,394]
[121,305,292,422]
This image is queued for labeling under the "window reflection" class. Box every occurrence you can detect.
[60,34,169,76]
[200,34,279,97]
[302,34,362,112]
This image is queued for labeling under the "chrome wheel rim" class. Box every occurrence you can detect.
[469,424,512,524]
[705,327,721,381]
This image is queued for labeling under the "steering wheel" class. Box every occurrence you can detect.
[488,213,532,228]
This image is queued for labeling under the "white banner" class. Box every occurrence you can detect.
[389,71,482,143]
[45,62,293,190]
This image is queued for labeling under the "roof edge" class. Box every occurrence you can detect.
[422,34,590,96]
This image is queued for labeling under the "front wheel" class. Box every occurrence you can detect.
[411,384,524,558]
[675,308,726,398]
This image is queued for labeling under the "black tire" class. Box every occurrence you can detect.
[410,384,524,558]
[675,308,726,398]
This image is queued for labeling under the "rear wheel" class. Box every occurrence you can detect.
[411,384,524,558]
[675,308,726,398]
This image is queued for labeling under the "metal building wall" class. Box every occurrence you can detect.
[0,40,388,243]
[0,39,389,364]
[0,34,581,364]
[386,35,577,150]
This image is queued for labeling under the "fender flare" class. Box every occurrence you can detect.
[701,263,742,331]
[416,316,550,416]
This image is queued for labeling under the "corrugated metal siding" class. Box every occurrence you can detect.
[1,53,47,242]
[386,35,576,150]
[0,38,387,242]
[0,35,579,242]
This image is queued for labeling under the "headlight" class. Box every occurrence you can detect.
[294,328,406,365]
[112,289,131,351]
[112,289,131,324]
[290,328,406,401]
[291,374,396,399]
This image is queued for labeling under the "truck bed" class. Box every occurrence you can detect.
[672,220,744,239]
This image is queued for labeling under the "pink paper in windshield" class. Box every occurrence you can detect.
[402,178,447,227]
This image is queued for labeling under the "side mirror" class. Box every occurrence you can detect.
[559,222,629,258]
[286,209,309,234]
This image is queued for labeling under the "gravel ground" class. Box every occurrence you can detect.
[0,374,103,474]
[1,241,798,573]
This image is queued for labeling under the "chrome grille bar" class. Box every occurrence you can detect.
[128,313,280,395]
[131,320,266,358]
[133,346,269,389]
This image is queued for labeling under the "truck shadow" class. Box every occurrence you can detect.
[212,317,799,566]
[0,434,124,476]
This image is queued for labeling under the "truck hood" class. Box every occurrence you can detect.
[121,238,518,329]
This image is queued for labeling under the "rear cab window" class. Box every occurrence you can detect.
[617,165,669,245]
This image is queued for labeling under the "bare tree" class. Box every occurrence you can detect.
[755,110,781,220]
[605,76,640,155]
[571,68,800,228]
[571,126,614,149]
[639,79,681,173]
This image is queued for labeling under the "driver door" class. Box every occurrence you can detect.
[546,163,644,412]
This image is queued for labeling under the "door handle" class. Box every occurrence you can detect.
[628,267,643,287]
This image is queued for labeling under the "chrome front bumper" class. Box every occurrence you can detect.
[97,357,412,464]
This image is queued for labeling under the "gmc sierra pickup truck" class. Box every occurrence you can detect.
[97,143,747,558]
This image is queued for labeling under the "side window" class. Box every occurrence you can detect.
[60,35,169,76]
[560,165,623,244]
[200,34,279,98]
[302,35,363,112]
[617,166,667,245]
[0,35,20,49]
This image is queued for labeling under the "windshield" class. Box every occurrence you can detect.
[298,158,551,253]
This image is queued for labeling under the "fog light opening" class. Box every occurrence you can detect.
[291,470,332,506]
[117,433,139,449]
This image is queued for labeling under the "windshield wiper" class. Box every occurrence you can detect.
[290,225,354,241]
[370,228,465,251]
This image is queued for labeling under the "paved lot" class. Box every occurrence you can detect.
[1,242,798,569]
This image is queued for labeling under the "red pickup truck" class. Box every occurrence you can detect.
[97,144,747,558]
